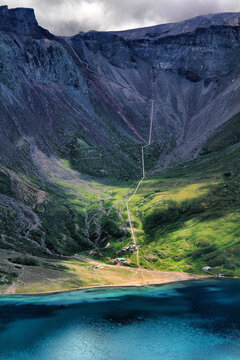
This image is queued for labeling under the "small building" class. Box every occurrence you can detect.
[110,258,127,265]
[202,266,211,271]
[121,245,137,253]
[91,264,103,270]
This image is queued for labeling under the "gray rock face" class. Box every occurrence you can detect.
[0,8,240,178]
[0,5,50,38]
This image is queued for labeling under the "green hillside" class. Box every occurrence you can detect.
[1,112,240,291]
[105,112,240,277]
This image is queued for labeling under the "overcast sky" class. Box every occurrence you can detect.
[1,0,240,35]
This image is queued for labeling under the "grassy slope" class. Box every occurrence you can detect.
[1,112,240,292]
[111,112,240,277]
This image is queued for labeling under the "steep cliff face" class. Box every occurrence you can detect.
[0,6,240,260]
[72,23,240,167]
[1,7,240,176]
[0,5,52,38]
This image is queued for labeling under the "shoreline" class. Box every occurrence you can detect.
[0,274,213,297]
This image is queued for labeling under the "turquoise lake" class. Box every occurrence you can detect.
[0,279,240,359]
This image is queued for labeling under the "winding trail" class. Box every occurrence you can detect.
[126,99,154,268]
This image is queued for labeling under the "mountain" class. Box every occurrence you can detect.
[111,12,240,39]
[0,6,240,291]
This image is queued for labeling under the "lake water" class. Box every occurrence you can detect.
[0,279,240,360]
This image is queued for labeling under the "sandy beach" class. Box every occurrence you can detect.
[1,258,208,295]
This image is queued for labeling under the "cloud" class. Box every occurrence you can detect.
[1,0,240,35]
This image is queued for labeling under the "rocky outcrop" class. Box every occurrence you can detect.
[0,5,52,38]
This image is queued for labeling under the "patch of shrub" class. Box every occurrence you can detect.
[190,245,217,260]
[0,268,18,284]
[103,220,125,239]
[8,257,39,266]
[205,253,227,267]
[41,262,68,271]
[0,170,13,197]
[194,238,211,248]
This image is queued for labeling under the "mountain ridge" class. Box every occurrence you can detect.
[110,12,240,39]
[1,4,240,39]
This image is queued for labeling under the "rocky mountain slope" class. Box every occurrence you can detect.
[0,5,240,287]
